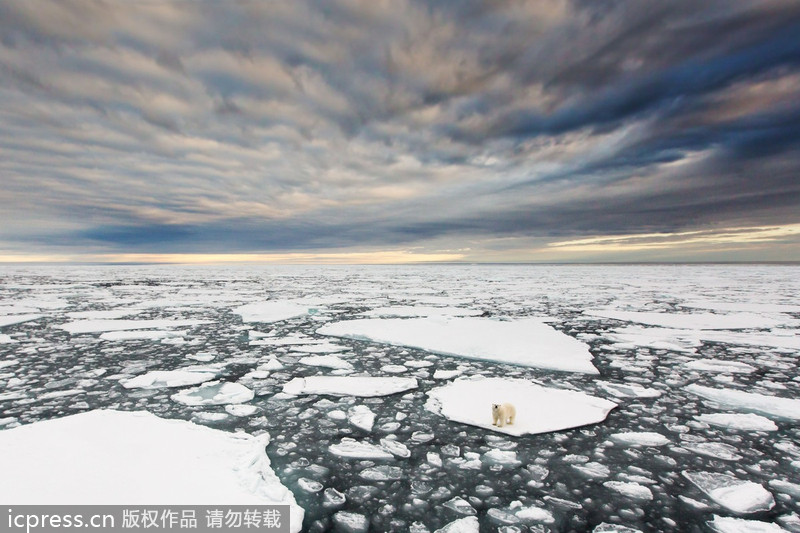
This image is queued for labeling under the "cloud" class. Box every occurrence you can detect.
[0,0,799,262]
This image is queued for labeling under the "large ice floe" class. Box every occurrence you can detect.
[694,413,778,432]
[318,316,598,373]
[686,384,800,421]
[233,301,315,324]
[0,314,42,328]
[283,376,418,397]
[425,377,617,436]
[0,410,303,531]
[683,471,775,514]
[708,515,789,533]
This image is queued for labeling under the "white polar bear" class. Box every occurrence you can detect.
[492,403,516,427]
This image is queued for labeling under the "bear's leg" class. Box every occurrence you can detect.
[508,413,515,425]
[498,416,505,428]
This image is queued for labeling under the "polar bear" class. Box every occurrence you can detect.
[492,403,516,427]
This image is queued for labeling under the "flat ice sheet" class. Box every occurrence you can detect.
[425,377,617,436]
[57,319,209,334]
[0,314,42,328]
[233,301,313,324]
[122,369,219,389]
[687,385,800,421]
[361,306,483,318]
[0,410,303,530]
[283,376,418,397]
[318,317,598,373]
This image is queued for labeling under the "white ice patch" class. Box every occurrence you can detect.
[290,342,348,354]
[425,377,617,436]
[328,438,393,460]
[596,380,662,398]
[233,301,313,324]
[0,410,303,530]
[585,309,790,330]
[708,516,789,533]
[682,442,742,461]
[602,481,653,501]
[171,381,254,406]
[67,309,140,320]
[434,516,479,533]
[684,359,756,374]
[0,314,42,328]
[282,376,418,397]
[609,432,670,447]
[0,334,17,344]
[298,355,353,371]
[348,405,376,432]
[694,413,778,432]
[683,471,775,514]
[57,319,208,334]
[121,369,219,389]
[686,385,800,421]
[318,317,598,373]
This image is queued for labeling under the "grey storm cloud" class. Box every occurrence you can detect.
[1,0,800,259]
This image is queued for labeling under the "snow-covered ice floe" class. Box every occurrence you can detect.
[596,380,661,398]
[100,330,185,342]
[121,367,220,389]
[425,377,617,436]
[233,301,315,324]
[708,515,789,533]
[0,314,42,328]
[57,319,209,334]
[686,384,800,421]
[609,432,670,447]
[0,410,303,531]
[684,359,756,374]
[283,376,418,397]
[171,381,254,406]
[361,306,484,318]
[318,317,598,373]
[683,471,775,514]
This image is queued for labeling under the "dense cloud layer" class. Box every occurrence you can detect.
[1,0,799,261]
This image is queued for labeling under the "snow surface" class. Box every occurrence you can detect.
[0,410,303,531]
[282,376,418,397]
[318,316,598,373]
[425,377,617,436]
[686,384,800,421]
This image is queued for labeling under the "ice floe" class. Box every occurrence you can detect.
[282,376,418,397]
[100,330,184,341]
[694,413,778,431]
[318,317,598,373]
[683,471,775,514]
[348,405,376,432]
[708,515,788,533]
[434,516,479,533]
[233,301,313,324]
[0,410,303,530]
[298,354,353,370]
[596,380,662,398]
[425,377,617,436]
[328,438,393,459]
[603,480,653,500]
[684,359,756,374]
[686,385,800,421]
[121,368,219,389]
[362,306,483,318]
[609,432,670,447]
[171,381,254,406]
[0,314,42,327]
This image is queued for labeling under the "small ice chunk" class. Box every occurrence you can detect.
[282,376,418,397]
[380,438,411,458]
[708,515,788,532]
[434,516,479,533]
[359,465,403,481]
[187,352,216,362]
[695,413,778,432]
[297,478,323,493]
[381,364,408,374]
[609,432,670,447]
[298,355,353,371]
[593,524,644,533]
[322,488,346,508]
[683,471,775,514]
[514,506,555,524]
[427,452,442,467]
[481,449,521,466]
[171,381,254,406]
[328,438,393,460]
[348,405,376,432]
[225,405,259,417]
[682,442,743,461]
[433,369,463,380]
[684,359,756,374]
[596,380,662,399]
[332,511,369,533]
[572,462,611,478]
[603,481,653,501]
[233,302,311,324]
[443,497,477,516]
[122,369,218,389]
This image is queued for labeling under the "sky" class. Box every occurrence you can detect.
[1,0,800,264]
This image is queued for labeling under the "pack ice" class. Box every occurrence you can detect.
[0,410,303,531]
[318,316,598,373]
[425,377,617,436]
[283,376,418,397]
